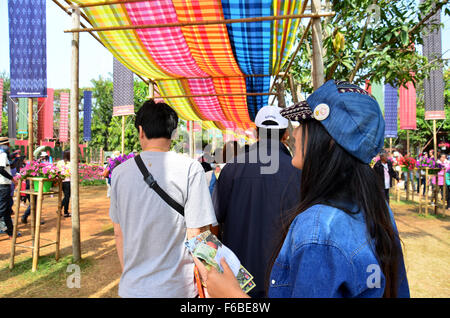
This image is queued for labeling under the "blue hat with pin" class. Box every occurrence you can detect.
[280,80,385,164]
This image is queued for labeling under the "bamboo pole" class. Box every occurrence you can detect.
[311,0,325,90]
[64,12,335,33]
[55,179,62,261]
[28,98,33,161]
[159,92,277,99]
[9,185,22,269]
[32,180,44,272]
[70,5,81,262]
[433,120,438,215]
[121,115,125,155]
[425,168,429,216]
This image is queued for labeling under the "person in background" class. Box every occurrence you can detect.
[417,152,428,195]
[110,99,217,298]
[57,151,71,218]
[445,165,450,210]
[0,138,21,238]
[373,150,399,203]
[194,80,409,298]
[212,106,302,298]
[434,153,449,201]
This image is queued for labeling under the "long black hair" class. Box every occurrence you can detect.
[266,119,402,298]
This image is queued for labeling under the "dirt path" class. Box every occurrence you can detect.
[0,186,448,298]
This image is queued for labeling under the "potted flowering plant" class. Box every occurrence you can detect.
[416,156,444,175]
[15,161,63,193]
[398,156,417,171]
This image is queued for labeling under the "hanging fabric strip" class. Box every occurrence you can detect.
[37,88,54,143]
[371,81,384,114]
[221,0,272,119]
[422,1,445,120]
[7,93,16,139]
[113,58,135,116]
[59,92,69,143]
[17,98,28,135]
[83,91,92,142]
[0,78,3,134]
[384,84,398,138]
[399,81,417,130]
[8,0,47,98]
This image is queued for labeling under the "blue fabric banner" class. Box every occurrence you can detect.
[8,0,47,98]
[221,0,272,121]
[83,91,92,142]
[384,84,398,138]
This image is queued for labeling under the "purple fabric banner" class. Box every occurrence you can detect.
[384,84,398,138]
[83,91,92,142]
[8,0,47,98]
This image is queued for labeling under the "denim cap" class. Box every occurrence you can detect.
[280,80,385,164]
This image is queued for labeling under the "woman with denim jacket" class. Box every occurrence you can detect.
[194,80,410,298]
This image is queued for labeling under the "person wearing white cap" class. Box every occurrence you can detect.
[212,105,302,298]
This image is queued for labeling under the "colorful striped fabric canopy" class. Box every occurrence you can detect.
[72,0,306,131]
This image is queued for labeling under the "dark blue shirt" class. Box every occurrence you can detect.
[212,141,301,298]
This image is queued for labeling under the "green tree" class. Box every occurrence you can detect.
[290,0,449,91]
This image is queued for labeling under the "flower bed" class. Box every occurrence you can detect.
[79,164,106,186]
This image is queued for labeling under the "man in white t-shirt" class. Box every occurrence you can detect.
[109,100,217,298]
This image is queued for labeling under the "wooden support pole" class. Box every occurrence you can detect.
[32,181,44,272]
[425,168,429,216]
[64,12,335,33]
[121,115,126,155]
[311,0,325,90]
[433,120,438,215]
[389,138,393,153]
[70,5,81,262]
[28,98,33,161]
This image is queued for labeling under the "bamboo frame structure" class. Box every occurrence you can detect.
[10,178,63,271]
[64,12,335,33]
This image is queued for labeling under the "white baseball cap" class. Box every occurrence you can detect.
[254,106,289,129]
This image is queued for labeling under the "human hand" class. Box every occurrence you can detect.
[193,256,249,298]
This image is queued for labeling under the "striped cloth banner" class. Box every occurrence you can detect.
[8,0,47,98]
[399,81,417,130]
[59,93,69,142]
[384,84,398,138]
[37,88,54,142]
[83,91,92,142]
[113,58,135,116]
[7,93,16,139]
[371,81,384,113]
[17,98,28,135]
[422,3,445,120]
[222,0,272,120]
[0,78,3,133]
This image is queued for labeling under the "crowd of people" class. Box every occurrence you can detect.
[108,80,412,298]
[372,148,450,209]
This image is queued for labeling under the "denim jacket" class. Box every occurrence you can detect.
[268,203,410,298]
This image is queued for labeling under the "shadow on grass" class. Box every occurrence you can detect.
[0,226,117,293]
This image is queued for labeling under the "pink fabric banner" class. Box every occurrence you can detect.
[59,92,69,142]
[37,88,54,142]
[399,82,417,130]
[124,0,231,126]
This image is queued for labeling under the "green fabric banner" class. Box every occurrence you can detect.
[371,81,384,114]
[17,98,28,135]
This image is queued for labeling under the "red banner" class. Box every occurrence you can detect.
[59,92,69,142]
[399,81,417,130]
[37,88,54,142]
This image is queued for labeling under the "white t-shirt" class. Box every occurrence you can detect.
[109,151,217,298]
[0,152,12,185]
[381,162,390,189]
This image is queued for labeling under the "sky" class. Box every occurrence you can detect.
[0,1,449,90]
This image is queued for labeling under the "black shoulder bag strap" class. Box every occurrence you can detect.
[134,155,184,216]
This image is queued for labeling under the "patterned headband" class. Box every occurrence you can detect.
[279,80,373,122]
